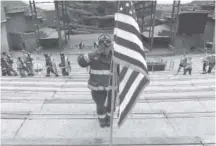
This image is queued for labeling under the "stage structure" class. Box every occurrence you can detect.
[29,0,69,49]
[134,1,157,51]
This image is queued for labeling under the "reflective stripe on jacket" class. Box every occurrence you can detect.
[77,52,113,91]
[90,69,112,75]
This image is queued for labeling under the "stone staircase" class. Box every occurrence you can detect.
[1,55,215,146]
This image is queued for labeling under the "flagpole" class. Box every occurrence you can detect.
[109,2,120,146]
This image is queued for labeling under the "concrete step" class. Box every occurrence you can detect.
[1,117,215,144]
[2,136,215,146]
[1,72,215,81]
[1,99,214,117]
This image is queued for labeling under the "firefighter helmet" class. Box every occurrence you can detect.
[98,34,112,47]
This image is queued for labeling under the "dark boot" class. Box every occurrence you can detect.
[105,115,111,127]
[46,74,50,77]
[98,118,106,128]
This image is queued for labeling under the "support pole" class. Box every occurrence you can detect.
[29,0,38,46]
[61,1,67,43]
[149,3,153,40]
[141,2,145,32]
[32,0,40,45]
[109,61,116,146]
[109,2,120,146]
[55,1,62,50]
[173,1,180,48]
[65,1,70,40]
[170,1,175,35]
[150,1,156,51]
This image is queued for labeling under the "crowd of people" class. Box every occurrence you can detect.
[176,51,215,75]
[1,42,215,78]
[1,51,71,77]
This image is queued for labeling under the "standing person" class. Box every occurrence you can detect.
[5,54,18,76]
[202,52,210,74]
[44,54,59,77]
[207,53,215,74]
[35,46,43,73]
[79,42,83,50]
[1,53,11,76]
[176,53,187,74]
[16,57,27,77]
[22,50,31,75]
[77,34,117,128]
[184,57,192,75]
[24,53,34,76]
[59,52,71,76]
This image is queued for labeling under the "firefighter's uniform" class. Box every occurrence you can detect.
[208,54,215,73]
[1,52,18,76]
[77,34,116,128]
[24,53,34,76]
[17,57,28,77]
[6,54,18,76]
[1,55,11,76]
[44,54,59,77]
[59,53,71,76]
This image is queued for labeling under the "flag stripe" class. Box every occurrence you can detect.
[114,36,146,60]
[114,51,148,74]
[115,21,143,45]
[119,71,139,104]
[114,43,147,69]
[119,66,128,83]
[115,13,140,33]
[114,28,144,52]
[118,68,133,100]
[119,73,145,114]
[118,76,150,126]
[113,57,149,80]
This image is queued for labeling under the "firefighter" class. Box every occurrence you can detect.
[77,34,117,128]
[59,52,71,76]
[44,54,59,77]
[6,54,18,76]
[1,53,11,76]
[176,53,187,75]
[207,53,215,74]
[23,50,34,76]
[202,52,211,74]
[17,57,27,77]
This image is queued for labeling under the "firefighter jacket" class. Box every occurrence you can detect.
[16,59,25,69]
[77,52,118,91]
[208,54,215,67]
[59,56,71,72]
[45,56,58,73]
[1,57,9,71]
[24,54,33,64]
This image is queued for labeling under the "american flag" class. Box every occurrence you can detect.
[113,1,150,127]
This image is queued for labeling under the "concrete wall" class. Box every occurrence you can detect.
[203,20,215,42]
[175,34,205,50]
[6,12,28,33]
[7,32,37,52]
[22,32,37,52]
[160,17,215,52]
[25,16,39,32]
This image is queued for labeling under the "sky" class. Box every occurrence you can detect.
[22,0,194,10]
